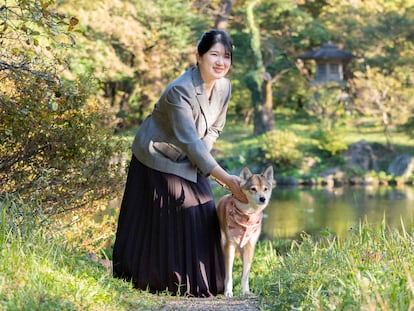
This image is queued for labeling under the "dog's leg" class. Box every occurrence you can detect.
[241,242,255,295]
[224,242,236,297]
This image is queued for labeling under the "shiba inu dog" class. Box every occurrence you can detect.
[216,166,274,297]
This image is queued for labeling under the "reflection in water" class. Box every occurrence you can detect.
[261,186,414,239]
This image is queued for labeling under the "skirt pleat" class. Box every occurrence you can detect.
[113,155,225,297]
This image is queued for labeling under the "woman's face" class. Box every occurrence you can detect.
[197,42,231,83]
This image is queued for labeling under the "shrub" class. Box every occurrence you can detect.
[261,130,303,170]
[1,72,127,214]
[0,1,126,214]
[313,128,348,157]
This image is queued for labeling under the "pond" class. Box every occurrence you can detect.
[261,186,414,240]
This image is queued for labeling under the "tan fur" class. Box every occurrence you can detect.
[217,166,274,297]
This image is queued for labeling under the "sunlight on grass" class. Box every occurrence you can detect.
[0,198,165,311]
[253,220,414,310]
[0,210,164,310]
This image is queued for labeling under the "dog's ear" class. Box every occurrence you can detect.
[240,167,252,182]
[263,165,275,188]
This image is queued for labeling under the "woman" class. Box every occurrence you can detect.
[112,29,247,297]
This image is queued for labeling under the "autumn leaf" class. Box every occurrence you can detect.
[68,16,79,32]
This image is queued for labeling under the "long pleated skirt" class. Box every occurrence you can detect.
[112,155,225,297]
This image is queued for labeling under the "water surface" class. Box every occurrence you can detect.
[261,186,414,239]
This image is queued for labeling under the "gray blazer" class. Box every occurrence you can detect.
[132,66,231,183]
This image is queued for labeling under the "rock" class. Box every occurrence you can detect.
[344,140,378,171]
[275,176,298,186]
[387,155,414,179]
[318,168,344,187]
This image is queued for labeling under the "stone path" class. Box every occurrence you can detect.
[159,296,261,311]
[89,254,261,310]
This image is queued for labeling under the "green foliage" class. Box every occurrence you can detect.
[221,147,264,171]
[0,0,77,74]
[0,194,46,242]
[349,67,414,148]
[261,130,303,170]
[0,0,126,214]
[1,71,126,213]
[312,128,348,157]
[60,0,206,126]
[304,83,349,132]
[402,113,414,139]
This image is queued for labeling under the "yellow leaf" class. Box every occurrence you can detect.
[11,47,20,55]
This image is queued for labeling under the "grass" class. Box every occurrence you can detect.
[0,229,182,311]
[0,196,167,311]
[253,220,414,310]
[2,209,414,310]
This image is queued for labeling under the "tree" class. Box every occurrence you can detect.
[230,0,319,133]
[0,0,124,214]
[317,1,414,148]
[305,83,348,132]
[59,0,207,128]
[350,67,413,149]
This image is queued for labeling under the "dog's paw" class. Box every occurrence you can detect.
[242,289,251,296]
[224,290,233,298]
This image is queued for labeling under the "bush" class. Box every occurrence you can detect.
[261,130,303,170]
[1,72,127,214]
[313,128,348,157]
[0,1,126,214]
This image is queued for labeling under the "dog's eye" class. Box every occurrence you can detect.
[250,187,257,192]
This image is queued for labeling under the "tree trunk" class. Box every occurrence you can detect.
[263,77,275,132]
[214,0,235,30]
[246,71,265,135]
[246,0,268,135]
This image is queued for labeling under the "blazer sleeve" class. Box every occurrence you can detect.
[162,86,219,177]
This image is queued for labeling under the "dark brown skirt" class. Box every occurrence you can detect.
[112,155,225,297]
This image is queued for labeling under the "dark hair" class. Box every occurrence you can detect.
[197,29,233,61]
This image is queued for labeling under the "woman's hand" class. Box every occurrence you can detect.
[211,166,248,203]
[224,174,248,203]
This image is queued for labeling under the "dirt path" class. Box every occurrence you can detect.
[159,296,261,311]
[90,255,261,310]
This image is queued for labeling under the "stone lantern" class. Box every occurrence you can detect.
[299,42,353,85]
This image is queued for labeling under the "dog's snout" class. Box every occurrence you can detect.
[259,196,266,203]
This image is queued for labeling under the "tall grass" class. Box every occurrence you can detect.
[0,194,163,311]
[253,219,414,310]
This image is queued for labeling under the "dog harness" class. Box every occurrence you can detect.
[224,197,263,248]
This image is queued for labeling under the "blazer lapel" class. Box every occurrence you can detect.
[193,68,214,131]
